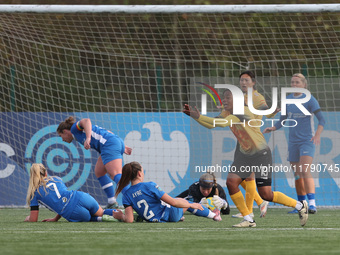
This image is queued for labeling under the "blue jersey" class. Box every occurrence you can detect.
[70,121,118,154]
[123,182,177,223]
[29,177,78,220]
[276,93,321,143]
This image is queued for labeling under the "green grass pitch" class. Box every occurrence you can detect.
[1,207,339,255]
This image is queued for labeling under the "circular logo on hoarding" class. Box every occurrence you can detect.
[25,125,91,190]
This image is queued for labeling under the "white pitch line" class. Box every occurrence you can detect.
[3,227,340,233]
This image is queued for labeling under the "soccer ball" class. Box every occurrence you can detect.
[206,197,216,211]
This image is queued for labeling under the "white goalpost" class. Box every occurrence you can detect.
[0,4,339,207]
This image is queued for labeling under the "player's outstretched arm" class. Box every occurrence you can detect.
[183,104,200,119]
[113,206,134,223]
[161,193,203,210]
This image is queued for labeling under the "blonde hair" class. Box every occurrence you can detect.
[292,73,308,88]
[26,163,51,205]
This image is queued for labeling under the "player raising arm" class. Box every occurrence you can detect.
[112,161,222,223]
[183,89,308,227]
[25,163,118,222]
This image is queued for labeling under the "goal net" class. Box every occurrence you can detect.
[0,5,339,207]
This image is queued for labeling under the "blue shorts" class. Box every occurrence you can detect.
[166,206,184,222]
[288,141,315,162]
[101,136,125,165]
[67,191,100,222]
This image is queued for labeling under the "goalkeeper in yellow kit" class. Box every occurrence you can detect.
[183,89,308,227]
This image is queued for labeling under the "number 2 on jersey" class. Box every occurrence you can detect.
[137,199,155,220]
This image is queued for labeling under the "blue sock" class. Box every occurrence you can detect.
[113,174,121,185]
[307,193,315,201]
[90,216,99,222]
[297,195,306,201]
[114,174,130,195]
[187,203,210,217]
[104,209,114,216]
[307,193,316,207]
[98,175,115,198]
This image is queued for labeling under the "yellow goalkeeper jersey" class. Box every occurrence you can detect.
[196,107,268,156]
[244,89,276,119]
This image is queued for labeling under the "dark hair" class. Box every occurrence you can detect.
[116,161,142,196]
[239,70,255,81]
[57,116,76,133]
[222,88,231,95]
[239,70,256,90]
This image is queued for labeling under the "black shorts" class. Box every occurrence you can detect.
[231,143,272,187]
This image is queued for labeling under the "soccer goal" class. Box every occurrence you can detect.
[0,4,339,207]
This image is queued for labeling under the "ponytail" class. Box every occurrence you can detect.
[116,161,142,196]
[26,163,48,205]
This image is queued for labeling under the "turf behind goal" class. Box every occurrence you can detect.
[0,5,339,207]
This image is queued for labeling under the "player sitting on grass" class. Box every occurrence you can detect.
[25,163,117,222]
[112,161,222,223]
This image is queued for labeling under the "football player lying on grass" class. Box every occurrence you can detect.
[112,161,222,223]
[25,163,118,222]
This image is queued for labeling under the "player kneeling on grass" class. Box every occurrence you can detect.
[25,163,118,223]
[177,173,230,217]
[112,161,221,223]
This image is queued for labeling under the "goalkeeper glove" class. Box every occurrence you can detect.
[212,195,228,210]
[200,197,209,208]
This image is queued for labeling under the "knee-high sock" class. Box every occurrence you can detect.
[230,191,250,216]
[272,191,297,208]
[254,191,263,206]
[98,175,115,199]
[113,174,130,195]
[245,180,256,213]
[241,180,263,206]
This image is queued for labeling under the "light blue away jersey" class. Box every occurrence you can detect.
[277,93,321,143]
[29,177,77,219]
[70,121,117,154]
[123,182,174,223]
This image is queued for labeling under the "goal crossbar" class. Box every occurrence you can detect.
[0,4,340,14]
